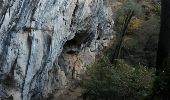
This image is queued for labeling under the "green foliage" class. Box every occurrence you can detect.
[110,16,160,68]
[115,13,160,67]
[114,0,143,34]
[128,17,143,32]
[137,16,160,66]
[81,57,155,100]
[151,70,170,99]
[142,1,161,16]
[149,57,170,100]
[115,0,143,17]
[81,0,160,100]
[152,2,161,15]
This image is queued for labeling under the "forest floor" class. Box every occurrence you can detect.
[51,80,83,100]
[52,86,82,100]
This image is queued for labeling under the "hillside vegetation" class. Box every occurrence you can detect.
[81,0,161,100]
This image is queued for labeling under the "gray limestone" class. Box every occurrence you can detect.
[0,0,114,99]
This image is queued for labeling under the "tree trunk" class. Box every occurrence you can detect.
[111,10,134,64]
[156,0,170,72]
[150,0,170,99]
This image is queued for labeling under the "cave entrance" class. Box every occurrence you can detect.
[63,30,92,54]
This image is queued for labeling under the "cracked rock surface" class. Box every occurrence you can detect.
[0,0,114,100]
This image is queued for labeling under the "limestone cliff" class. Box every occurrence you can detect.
[0,0,114,100]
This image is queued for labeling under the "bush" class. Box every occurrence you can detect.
[149,57,170,100]
[114,0,143,33]
[128,17,143,33]
[81,57,155,100]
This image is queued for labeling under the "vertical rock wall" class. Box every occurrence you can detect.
[0,0,114,100]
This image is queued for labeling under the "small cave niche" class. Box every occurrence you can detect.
[97,36,100,40]
[58,30,95,78]
[66,50,78,54]
[63,30,92,54]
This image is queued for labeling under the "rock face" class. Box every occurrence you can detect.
[0,0,114,100]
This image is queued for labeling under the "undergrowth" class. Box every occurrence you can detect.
[81,57,155,100]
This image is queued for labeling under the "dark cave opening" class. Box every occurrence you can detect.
[63,30,93,54]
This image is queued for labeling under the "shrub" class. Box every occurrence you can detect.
[128,17,143,32]
[114,0,143,33]
[81,57,155,100]
[149,56,170,100]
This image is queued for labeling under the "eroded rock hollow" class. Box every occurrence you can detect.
[0,0,114,99]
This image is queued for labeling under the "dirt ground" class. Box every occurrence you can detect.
[52,86,83,100]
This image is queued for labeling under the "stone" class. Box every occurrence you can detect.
[0,0,114,99]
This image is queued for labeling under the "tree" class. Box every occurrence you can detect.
[111,0,142,64]
[156,0,170,73]
[150,0,170,99]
